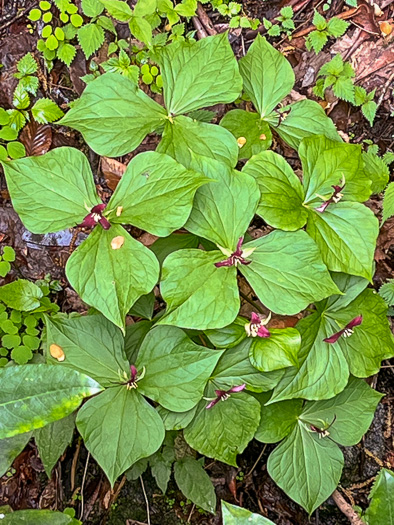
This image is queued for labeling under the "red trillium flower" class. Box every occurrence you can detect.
[315,176,346,213]
[245,312,271,338]
[125,364,145,390]
[79,203,111,230]
[323,315,363,344]
[205,384,246,409]
[215,237,254,268]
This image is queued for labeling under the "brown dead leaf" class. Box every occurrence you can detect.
[19,121,52,157]
[137,232,159,247]
[101,157,127,191]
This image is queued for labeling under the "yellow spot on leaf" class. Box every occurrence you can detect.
[50,343,65,361]
[237,137,247,148]
[116,206,123,217]
[111,236,125,250]
[259,133,266,140]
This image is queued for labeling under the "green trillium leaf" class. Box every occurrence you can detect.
[0,509,77,524]
[184,384,261,466]
[136,325,224,412]
[174,457,217,514]
[0,364,102,439]
[364,468,394,525]
[59,73,166,157]
[124,320,153,364]
[157,116,239,169]
[248,328,301,372]
[242,150,307,231]
[158,249,239,330]
[0,432,32,477]
[239,35,294,118]
[239,230,340,315]
[150,233,200,266]
[156,33,242,115]
[76,386,165,486]
[45,314,129,387]
[107,151,211,236]
[222,501,276,524]
[220,109,272,160]
[185,157,259,250]
[1,147,100,233]
[205,316,247,349]
[255,395,303,444]
[66,225,159,330]
[157,405,198,431]
[275,100,341,150]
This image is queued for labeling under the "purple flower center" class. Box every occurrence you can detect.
[126,364,144,389]
[245,312,271,338]
[79,203,111,230]
[205,384,246,409]
[323,315,363,344]
[215,237,252,268]
[315,178,346,213]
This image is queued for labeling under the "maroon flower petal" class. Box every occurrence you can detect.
[315,200,331,213]
[324,315,363,343]
[234,236,244,256]
[99,216,111,230]
[323,329,345,344]
[250,312,261,324]
[206,398,220,410]
[257,325,271,338]
[347,315,363,329]
[228,384,246,393]
[130,365,138,382]
[91,203,106,214]
[79,213,97,228]
[215,257,234,268]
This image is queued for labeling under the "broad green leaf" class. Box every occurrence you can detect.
[45,314,129,387]
[157,33,242,115]
[326,272,368,311]
[307,203,378,280]
[222,501,276,524]
[364,468,394,525]
[185,157,259,250]
[239,230,339,315]
[124,320,153,364]
[275,100,341,150]
[35,413,75,477]
[159,249,239,330]
[249,328,300,372]
[255,396,303,443]
[382,182,394,224]
[362,150,389,194]
[99,0,133,20]
[271,289,394,402]
[157,116,238,169]
[205,316,247,349]
[77,23,105,58]
[300,136,371,204]
[267,424,344,513]
[1,147,99,233]
[82,0,104,16]
[76,387,165,486]
[239,35,294,118]
[174,457,216,513]
[220,109,272,160]
[157,405,197,431]
[136,325,224,412]
[0,280,43,311]
[0,510,77,524]
[0,432,32,477]
[150,233,200,266]
[301,376,383,446]
[184,384,261,466]
[66,225,159,330]
[59,73,166,157]
[212,339,284,392]
[242,150,307,231]
[107,151,210,236]
[0,364,102,439]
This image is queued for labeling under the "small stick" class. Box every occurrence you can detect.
[71,438,82,491]
[332,490,365,525]
[196,2,217,35]
[187,503,195,523]
[246,444,267,477]
[140,475,151,525]
[192,16,208,39]
[79,452,91,521]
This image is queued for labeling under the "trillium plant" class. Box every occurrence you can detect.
[0,30,393,520]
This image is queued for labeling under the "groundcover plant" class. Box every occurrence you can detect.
[0,31,393,521]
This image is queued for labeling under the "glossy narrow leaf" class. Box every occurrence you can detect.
[220,109,272,160]
[136,325,224,412]
[59,73,166,157]
[275,100,341,150]
[159,249,239,330]
[76,387,165,486]
[0,280,43,311]
[45,314,129,387]
[35,413,75,477]
[301,376,383,446]
[239,230,339,315]
[300,136,371,204]
[66,225,159,330]
[1,147,99,233]
[307,203,378,280]
[242,150,307,231]
[157,33,242,115]
[184,385,261,466]
[222,501,276,524]
[239,35,294,118]
[157,116,239,169]
[267,424,344,514]
[0,432,32,477]
[174,458,216,514]
[185,157,259,250]
[249,328,300,372]
[255,396,303,444]
[107,151,210,236]
[0,364,102,439]
[212,339,284,392]
[364,468,394,525]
